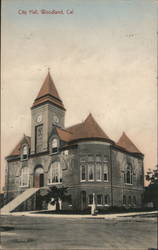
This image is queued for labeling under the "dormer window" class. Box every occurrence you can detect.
[51,138,58,154]
[21,145,28,161]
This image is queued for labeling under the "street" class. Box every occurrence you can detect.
[0,213,157,249]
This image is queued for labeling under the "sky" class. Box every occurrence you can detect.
[1,0,157,190]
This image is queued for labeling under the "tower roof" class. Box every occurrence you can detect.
[117,132,142,154]
[32,71,65,110]
[65,113,114,143]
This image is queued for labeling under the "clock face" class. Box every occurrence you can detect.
[53,115,59,123]
[37,114,42,123]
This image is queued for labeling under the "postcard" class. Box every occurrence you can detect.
[1,0,157,249]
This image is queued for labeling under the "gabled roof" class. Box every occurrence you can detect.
[32,72,65,110]
[56,127,72,142]
[64,113,113,143]
[117,132,142,154]
[8,135,31,157]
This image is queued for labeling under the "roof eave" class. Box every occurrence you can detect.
[31,100,66,111]
[6,155,20,161]
[67,137,115,145]
[112,144,144,157]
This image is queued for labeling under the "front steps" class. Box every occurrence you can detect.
[0,188,39,214]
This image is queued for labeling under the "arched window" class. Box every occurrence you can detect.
[21,145,28,160]
[105,195,110,205]
[51,138,58,154]
[20,167,29,187]
[126,163,133,184]
[123,195,126,205]
[48,162,62,184]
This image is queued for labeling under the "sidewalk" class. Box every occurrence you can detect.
[1,210,157,219]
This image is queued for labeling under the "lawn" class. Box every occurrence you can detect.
[0,214,157,249]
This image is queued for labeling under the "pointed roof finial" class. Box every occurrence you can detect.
[48,67,50,73]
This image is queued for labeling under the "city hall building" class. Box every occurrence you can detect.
[3,72,144,212]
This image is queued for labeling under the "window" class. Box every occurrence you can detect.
[80,156,86,162]
[97,194,103,205]
[88,164,94,181]
[68,195,72,206]
[79,154,109,183]
[48,162,62,184]
[88,194,93,205]
[35,125,43,153]
[88,155,94,162]
[103,155,108,162]
[103,163,108,181]
[52,138,58,154]
[63,150,69,156]
[104,195,110,205]
[96,163,101,181]
[20,167,29,187]
[126,164,133,184]
[123,195,126,205]
[96,155,101,162]
[133,196,136,206]
[128,196,132,205]
[21,145,28,160]
[80,165,86,181]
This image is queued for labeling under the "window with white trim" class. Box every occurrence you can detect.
[104,194,110,205]
[80,165,86,181]
[125,163,133,184]
[96,154,101,162]
[88,194,93,205]
[21,145,28,160]
[88,155,94,162]
[103,155,108,162]
[20,167,29,187]
[88,164,94,181]
[103,163,108,181]
[96,163,101,181]
[52,138,58,154]
[80,156,86,162]
[79,154,109,182]
[97,194,103,205]
[48,162,62,184]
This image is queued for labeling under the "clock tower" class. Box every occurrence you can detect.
[30,71,65,154]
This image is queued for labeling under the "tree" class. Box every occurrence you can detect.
[41,186,71,211]
[144,165,158,208]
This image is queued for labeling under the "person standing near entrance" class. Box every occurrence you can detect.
[91,193,96,215]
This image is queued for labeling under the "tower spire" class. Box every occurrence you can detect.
[31,71,65,110]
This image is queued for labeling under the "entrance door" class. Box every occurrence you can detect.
[34,167,44,188]
[81,191,87,211]
[39,173,44,187]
